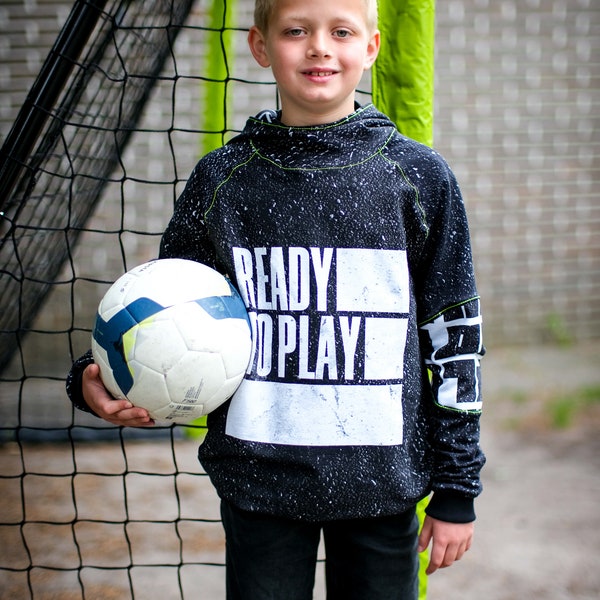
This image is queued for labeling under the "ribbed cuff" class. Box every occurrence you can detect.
[425,490,476,523]
[65,350,98,416]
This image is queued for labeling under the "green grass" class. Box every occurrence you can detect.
[544,313,573,347]
[548,385,600,429]
[502,384,600,433]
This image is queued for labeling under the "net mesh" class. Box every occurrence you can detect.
[0,0,196,373]
[0,0,598,597]
[0,1,250,596]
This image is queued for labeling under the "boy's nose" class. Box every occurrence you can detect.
[307,32,332,58]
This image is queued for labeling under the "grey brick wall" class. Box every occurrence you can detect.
[433,0,599,345]
[1,0,598,371]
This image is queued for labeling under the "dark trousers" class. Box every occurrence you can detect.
[220,500,419,600]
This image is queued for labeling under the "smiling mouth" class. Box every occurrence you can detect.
[304,70,336,77]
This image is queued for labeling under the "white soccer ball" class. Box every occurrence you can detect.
[91,259,252,423]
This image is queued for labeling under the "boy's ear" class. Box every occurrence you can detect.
[364,30,381,70]
[248,26,271,68]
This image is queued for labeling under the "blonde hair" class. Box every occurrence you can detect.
[254,0,378,34]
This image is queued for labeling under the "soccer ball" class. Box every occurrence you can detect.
[91,259,252,423]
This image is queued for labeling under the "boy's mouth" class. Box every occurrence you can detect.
[303,70,336,77]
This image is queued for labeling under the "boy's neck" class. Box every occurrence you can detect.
[279,99,358,127]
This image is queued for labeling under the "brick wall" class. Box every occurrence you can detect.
[433,0,599,345]
[1,0,598,368]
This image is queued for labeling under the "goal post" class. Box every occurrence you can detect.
[373,2,436,597]
[373,0,435,147]
[200,0,238,156]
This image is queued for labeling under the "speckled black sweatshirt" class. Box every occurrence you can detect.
[68,104,485,523]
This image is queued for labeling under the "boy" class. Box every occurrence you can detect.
[67,0,485,598]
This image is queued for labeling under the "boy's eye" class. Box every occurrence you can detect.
[286,28,305,37]
[334,29,351,38]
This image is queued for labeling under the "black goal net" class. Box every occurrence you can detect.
[0,0,196,373]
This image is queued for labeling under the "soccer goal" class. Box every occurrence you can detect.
[0,1,261,596]
[0,0,432,597]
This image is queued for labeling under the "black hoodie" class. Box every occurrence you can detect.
[159,104,485,523]
[69,104,485,523]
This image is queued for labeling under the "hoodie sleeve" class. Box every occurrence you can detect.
[159,163,219,267]
[159,152,237,280]
[65,349,98,416]
[411,151,486,522]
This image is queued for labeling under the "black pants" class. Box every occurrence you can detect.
[220,500,419,600]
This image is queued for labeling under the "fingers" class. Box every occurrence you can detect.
[419,516,474,575]
[98,399,156,428]
[426,536,468,575]
[82,364,155,427]
[102,402,156,428]
[417,517,433,554]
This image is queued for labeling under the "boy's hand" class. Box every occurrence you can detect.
[417,515,473,575]
[82,363,155,427]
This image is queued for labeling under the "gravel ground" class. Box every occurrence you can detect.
[427,342,600,600]
[1,342,598,599]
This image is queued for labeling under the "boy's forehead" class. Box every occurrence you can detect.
[255,0,378,35]
[269,0,371,22]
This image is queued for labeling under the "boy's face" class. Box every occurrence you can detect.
[249,0,380,126]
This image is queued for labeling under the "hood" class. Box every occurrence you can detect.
[232,104,398,170]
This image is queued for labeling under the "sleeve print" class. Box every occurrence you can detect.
[419,298,483,412]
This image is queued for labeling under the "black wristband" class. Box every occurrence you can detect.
[425,490,476,523]
[65,350,98,416]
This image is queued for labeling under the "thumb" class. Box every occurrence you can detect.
[417,516,433,553]
[84,361,101,381]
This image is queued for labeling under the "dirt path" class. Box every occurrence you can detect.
[426,343,600,600]
[1,343,598,599]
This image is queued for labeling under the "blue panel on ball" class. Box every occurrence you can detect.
[94,287,248,397]
[195,282,249,324]
[93,298,165,395]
